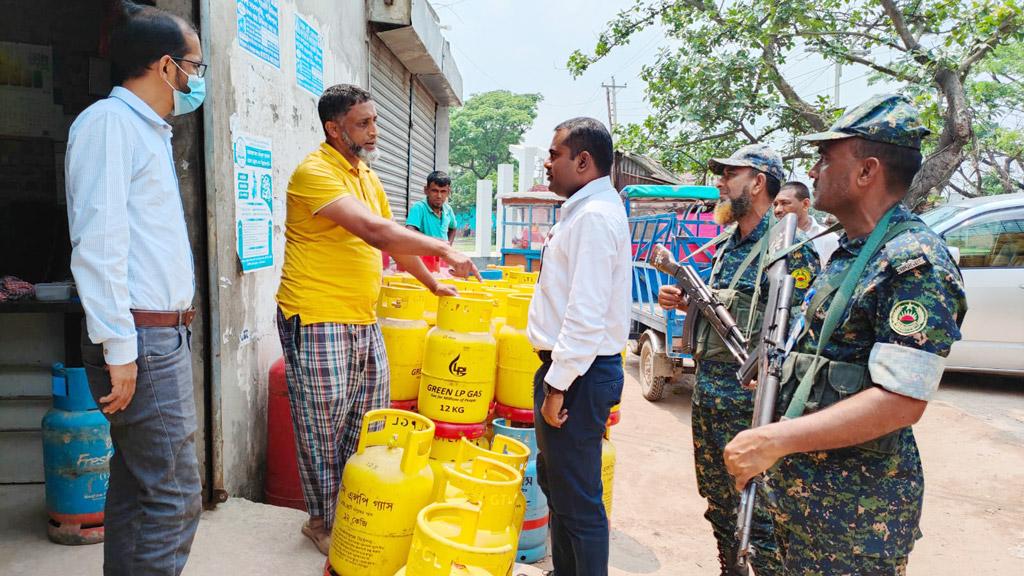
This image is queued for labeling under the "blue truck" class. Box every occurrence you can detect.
[624,185,722,401]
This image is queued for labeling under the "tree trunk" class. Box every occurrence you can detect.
[907,68,973,210]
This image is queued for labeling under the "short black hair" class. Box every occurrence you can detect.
[781,181,810,201]
[852,138,923,195]
[554,117,613,176]
[318,84,372,134]
[108,1,195,84]
[426,171,451,188]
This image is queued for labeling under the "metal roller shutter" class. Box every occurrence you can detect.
[410,80,437,207]
[370,38,412,221]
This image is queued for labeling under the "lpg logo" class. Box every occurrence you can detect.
[448,354,467,377]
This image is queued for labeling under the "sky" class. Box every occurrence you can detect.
[435,0,889,170]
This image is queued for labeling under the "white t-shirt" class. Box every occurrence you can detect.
[805,217,839,266]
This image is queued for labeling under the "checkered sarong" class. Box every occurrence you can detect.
[276,308,390,527]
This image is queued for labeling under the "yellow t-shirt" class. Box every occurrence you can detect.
[276,143,393,325]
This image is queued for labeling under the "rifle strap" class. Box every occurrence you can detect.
[680,226,734,264]
[764,222,843,267]
[783,207,923,419]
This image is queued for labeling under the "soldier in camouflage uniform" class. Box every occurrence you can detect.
[724,94,968,575]
[659,145,820,575]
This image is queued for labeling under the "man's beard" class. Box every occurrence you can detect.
[340,130,380,164]
[713,183,753,225]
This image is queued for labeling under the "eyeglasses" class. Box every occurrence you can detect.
[172,57,209,78]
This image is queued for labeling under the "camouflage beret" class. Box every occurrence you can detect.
[799,94,931,150]
[708,144,786,182]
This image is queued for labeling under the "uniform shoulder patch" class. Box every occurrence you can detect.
[895,256,927,275]
[889,300,929,335]
[790,267,812,289]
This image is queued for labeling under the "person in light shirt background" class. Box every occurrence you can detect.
[773,180,840,264]
[526,117,631,576]
[65,1,206,573]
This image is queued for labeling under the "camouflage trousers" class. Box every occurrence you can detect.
[764,428,923,575]
[693,360,782,575]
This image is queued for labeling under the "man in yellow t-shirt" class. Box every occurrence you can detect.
[276,84,479,555]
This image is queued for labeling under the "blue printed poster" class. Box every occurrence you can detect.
[237,0,280,68]
[295,14,323,96]
[233,133,274,272]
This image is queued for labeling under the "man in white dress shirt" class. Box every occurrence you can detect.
[527,117,631,576]
[65,3,205,574]
[773,180,839,264]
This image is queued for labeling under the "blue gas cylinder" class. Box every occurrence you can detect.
[41,363,112,545]
[493,418,548,563]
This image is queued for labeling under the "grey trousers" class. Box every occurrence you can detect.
[82,324,202,576]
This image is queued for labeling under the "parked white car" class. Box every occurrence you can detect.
[922,192,1024,376]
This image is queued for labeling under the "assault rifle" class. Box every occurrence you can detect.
[649,214,799,573]
[647,243,751,369]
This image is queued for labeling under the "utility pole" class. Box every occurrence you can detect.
[602,76,627,132]
[834,62,842,103]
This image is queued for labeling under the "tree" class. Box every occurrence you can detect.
[448,91,543,213]
[949,42,1024,197]
[569,0,1024,209]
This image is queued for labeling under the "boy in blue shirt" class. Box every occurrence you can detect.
[406,171,457,244]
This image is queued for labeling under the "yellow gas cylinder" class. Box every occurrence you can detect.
[455,435,530,534]
[383,273,417,286]
[422,282,455,327]
[494,295,540,411]
[481,287,517,336]
[329,410,436,576]
[601,434,616,521]
[419,293,497,424]
[487,264,524,274]
[482,279,512,290]
[449,278,484,292]
[394,503,512,576]
[455,435,530,478]
[379,285,430,403]
[510,284,535,295]
[435,457,522,556]
[429,422,489,497]
[504,271,538,286]
[607,403,622,429]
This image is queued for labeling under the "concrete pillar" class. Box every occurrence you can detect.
[508,145,542,193]
[475,179,493,257]
[496,163,514,254]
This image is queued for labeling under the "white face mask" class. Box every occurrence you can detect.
[163,59,206,116]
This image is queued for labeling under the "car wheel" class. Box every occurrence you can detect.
[639,337,667,402]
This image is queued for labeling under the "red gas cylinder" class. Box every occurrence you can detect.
[495,402,534,425]
[265,358,306,511]
[391,398,418,411]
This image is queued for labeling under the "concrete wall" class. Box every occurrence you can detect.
[435,105,451,171]
[200,0,369,498]
[159,0,210,498]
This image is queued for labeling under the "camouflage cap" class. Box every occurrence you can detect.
[799,93,931,150]
[708,144,786,182]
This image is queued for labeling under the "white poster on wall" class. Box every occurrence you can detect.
[232,132,274,272]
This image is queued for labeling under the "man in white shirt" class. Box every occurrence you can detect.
[66,3,205,574]
[527,117,631,576]
[773,181,839,264]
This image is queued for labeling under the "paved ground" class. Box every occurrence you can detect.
[2,358,1022,575]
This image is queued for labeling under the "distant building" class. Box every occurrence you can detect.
[613,150,691,190]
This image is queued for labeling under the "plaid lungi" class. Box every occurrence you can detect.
[276,308,390,527]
